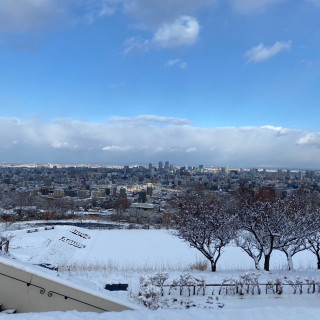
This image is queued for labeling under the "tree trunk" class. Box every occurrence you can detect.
[285,252,294,271]
[317,257,320,270]
[264,254,271,271]
[254,259,260,270]
[210,261,217,272]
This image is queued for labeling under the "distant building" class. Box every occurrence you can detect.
[129,203,161,224]
[146,183,153,196]
[119,187,127,198]
[77,190,88,199]
[53,189,64,198]
[221,165,229,175]
[64,190,77,197]
[138,189,147,203]
[91,189,105,199]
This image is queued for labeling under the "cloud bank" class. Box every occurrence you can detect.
[0,116,319,169]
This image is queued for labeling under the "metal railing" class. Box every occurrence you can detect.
[0,271,45,295]
[0,271,109,312]
[157,281,320,296]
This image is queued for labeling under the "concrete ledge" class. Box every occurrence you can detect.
[0,257,136,313]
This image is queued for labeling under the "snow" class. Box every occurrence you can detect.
[2,223,320,319]
[5,225,317,271]
[6,227,205,270]
[1,304,320,320]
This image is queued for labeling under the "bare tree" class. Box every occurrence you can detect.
[113,195,131,223]
[172,191,237,272]
[275,193,320,270]
[307,233,320,269]
[236,188,320,271]
[235,230,263,270]
[303,192,320,269]
[237,188,285,271]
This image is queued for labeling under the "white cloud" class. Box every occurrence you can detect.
[0,1,205,52]
[102,145,133,151]
[0,116,319,168]
[165,58,187,69]
[152,16,199,48]
[124,15,200,53]
[228,0,281,14]
[245,41,292,63]
[81,0,118,24]
[122,0,216,30]
[260,125,283,131]
[123,36,149,55]
[297,133,320,146]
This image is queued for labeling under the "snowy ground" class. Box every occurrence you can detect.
[5,224,317,271]
[1,304,320,320]
[1,222,320,319]
[5,226,205,271]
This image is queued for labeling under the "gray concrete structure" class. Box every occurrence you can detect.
[0,257,135,313]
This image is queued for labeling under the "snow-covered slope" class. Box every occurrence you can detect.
[7,226,205,270]
[6,226,316,271]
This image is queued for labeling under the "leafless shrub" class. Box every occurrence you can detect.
[285,277,303,294]
[188,259,208,271]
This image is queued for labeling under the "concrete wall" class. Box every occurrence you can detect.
[0,259,135,313]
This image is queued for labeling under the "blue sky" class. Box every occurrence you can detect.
[0,0,320,168]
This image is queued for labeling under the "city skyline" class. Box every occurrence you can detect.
[0,1,320,168]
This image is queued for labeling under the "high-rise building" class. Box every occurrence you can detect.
[221,165,229,175]
[147,183,153,196]
[119,187,126,198]
[138,189,147,203]
[165,161,169,170]
[158,161,163,171]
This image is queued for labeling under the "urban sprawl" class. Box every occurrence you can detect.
[0,162,319,226]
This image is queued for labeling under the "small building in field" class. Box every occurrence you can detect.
[128,203,162,224]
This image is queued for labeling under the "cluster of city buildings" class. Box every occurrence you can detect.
[0,162,319,225]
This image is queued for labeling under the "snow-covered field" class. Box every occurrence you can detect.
[5,224,317,271]
[1,223,320,319]
[7,226,203,271]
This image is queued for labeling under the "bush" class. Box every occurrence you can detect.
[137,276,161,310]
[189,259,208,271]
